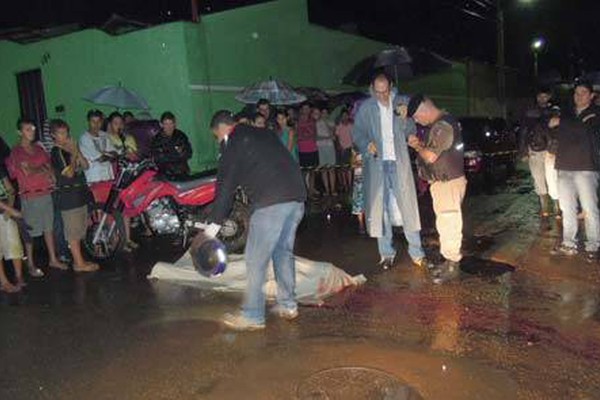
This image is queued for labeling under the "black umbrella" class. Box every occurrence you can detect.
[328,91,370,110]
[343,47,454,87]
[294,87,330,104]
[581,71,600,90]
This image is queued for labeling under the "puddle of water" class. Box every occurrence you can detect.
[460,256,516,278]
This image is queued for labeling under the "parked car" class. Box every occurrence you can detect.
[459,117,518,180]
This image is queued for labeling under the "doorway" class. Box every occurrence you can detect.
[16,68,48,140]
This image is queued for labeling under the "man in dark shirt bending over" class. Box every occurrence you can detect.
[207,110,307,331]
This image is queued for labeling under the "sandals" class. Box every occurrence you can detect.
[1,283,20,293]
[49,261,69,271]
[73,262,99,273]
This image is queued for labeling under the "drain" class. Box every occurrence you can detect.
[296,367,424,400]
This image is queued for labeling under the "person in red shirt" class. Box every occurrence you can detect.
[6,119,67,276]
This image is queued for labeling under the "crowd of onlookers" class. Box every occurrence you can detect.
[233,99,366,232]
[0,96,365,293]
[520,81,600,263]
[233,99,357,198]
[0,109,193,293]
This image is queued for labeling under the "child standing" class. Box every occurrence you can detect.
[351,150,366,234]
[50,120,99,272]
[0,162,26,292]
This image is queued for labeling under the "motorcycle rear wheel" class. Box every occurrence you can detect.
[83,203,126,261]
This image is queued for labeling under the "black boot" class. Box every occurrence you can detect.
[553,200,562,220]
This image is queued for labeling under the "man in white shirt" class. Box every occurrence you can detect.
[79,110,117,201]
[352,73,427,270]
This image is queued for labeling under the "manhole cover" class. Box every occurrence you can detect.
[296,367,424,400]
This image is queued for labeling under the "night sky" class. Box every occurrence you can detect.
[1,0,599,79]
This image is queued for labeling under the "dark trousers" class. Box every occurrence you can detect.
[52,192,70,258]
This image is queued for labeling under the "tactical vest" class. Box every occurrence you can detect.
[419,114,465,182]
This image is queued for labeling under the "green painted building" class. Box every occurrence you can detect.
[0,0,487,170]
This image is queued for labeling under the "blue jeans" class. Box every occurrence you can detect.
[377,161,424,261]
[242,201,305,324]
[558,170,600,252]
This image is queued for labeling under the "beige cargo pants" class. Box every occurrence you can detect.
[430,176,468,262]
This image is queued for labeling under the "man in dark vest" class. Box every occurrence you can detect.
[407,94,467,283]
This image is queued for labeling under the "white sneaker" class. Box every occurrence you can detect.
[270,305,299,321]
[221,313,265,331]
[28,268,44,278]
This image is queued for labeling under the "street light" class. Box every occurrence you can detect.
[531,37,545,79]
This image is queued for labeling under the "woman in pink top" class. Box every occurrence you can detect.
[335,109,354,193]
[296,103,318,166]
[6,119,67,275]
[296,103,319,197]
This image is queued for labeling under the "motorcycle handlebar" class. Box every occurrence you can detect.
[118,157,157,171]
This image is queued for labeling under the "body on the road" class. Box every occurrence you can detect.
[209,110,307,331]
[408,94,467,283]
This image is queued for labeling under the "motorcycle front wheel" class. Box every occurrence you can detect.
[218,203,250,254]
[83,203,126,261]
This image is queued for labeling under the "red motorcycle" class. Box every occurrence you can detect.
[84,158,249,261]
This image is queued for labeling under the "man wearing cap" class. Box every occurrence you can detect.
[407,95,467,283]
[352,73,427,271]
[207,110,307,331]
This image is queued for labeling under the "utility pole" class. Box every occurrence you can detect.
[191,0,200,22]
[497,0,507,119]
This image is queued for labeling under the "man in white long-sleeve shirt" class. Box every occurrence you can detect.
[79,110,116,202]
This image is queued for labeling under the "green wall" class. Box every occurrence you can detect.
[0,0,475,171]
[186,0,470,127]
[0,23,215,169]
[184,0,390,135]
[198,0,387,87]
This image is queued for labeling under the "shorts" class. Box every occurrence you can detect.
[299,151,319,168]
[317,142,337,166]
[0,214,24,260]
[62,205,88,242]
[338,148,353,166]
[21,194,54,238]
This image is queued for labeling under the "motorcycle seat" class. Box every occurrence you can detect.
[167,176,215,192]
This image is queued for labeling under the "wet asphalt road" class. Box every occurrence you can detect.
[1,174,600,399]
